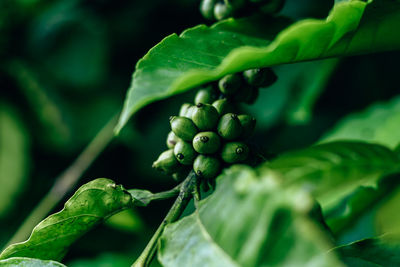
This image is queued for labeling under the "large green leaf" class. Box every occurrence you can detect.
[263,141,400,209]
[0,104,30,217]
[116,0,400,133]
[0,178,132,261]
[158,166,343,267]
[332,235,400,266]
[0,257,66,267]
[321,95,400,149]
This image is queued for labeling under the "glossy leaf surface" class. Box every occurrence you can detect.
[116,0,400,132]
[0,179,132,261]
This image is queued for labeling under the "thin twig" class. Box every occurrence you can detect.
[4,114,117,249]
[132,171,199,267]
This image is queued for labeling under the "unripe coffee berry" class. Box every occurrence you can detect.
[238,114,256,139]
[221,142,249,163]
[214,2,233,20]
[193,131,221,154]
[243,68,277,88]
[194,85,218,105]
[152,149,180,174]
[218,73,242,95]
[170,116,198,141]
[217,113,242,140]
[166,131,180,149]
[200,0,217,20]
[179,103,195,119]
[193,155,221,179]
[191,103,219,131]
[212,98,235,115]
[174,140,197,165]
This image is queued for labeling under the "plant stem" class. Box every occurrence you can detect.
[132,171,199,267]
[4,114,117,249]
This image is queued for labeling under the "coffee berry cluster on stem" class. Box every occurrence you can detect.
[153,67,277,185]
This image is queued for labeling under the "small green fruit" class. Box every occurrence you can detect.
[193,131,221,154]
[166,131,180,149]
[195,85,218,105]
[170,116,198,141]
[238,114,256,139]
[243,68,277,87]
[179,103,195,119]
[152,149,180,174]
[191,103,219,130]
[214,2,234,20]
[221,142,249,163]
[218,73,242,95]
[217,113,242,140]
[212,98,235,115]
[200,0,217,20]
[193,155,221,179]
[174,140,197,165]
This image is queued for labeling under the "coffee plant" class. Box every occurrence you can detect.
[1,0,400,266]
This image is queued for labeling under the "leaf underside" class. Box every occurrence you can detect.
[0,178,132,261]
[158,166,343,267]
[116,0,400,133]
[0,257,66,267]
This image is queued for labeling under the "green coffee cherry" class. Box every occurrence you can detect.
[212,98,235,115]
[218,73,242,95]
[179,103,195,119]
[221,142,249,163]
[200,0,217,20]
[238,114,256,139]
[217,113,242,140]
[152,149,180,174]
[191,103,219,131]
[174,140,197,166]
[214,2,234,20]
[170,116,198,141]
[194,85,218,105]
[243,68,277,88]
[193,155,221,179]
[193,131,221,154]
[166,131,180,149]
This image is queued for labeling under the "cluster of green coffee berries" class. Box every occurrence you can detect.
[153,67,277,182]
[200,0,285,21]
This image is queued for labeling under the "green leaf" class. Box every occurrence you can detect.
[158,166,343,267]
[321,95,400,149]
[129,187,180,207]
[375,186,400,235]
[285,58,339,124]
[0,103,30,217]
[67,253,132,267]
[263,141,400,209]
[0,257,66,267]
[324,173,400,234]
[0,178,132,261]
[116,0,400,133]
[332,235,400,266]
